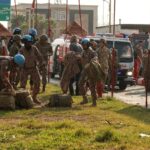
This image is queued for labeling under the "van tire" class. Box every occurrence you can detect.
[119,80,127,90]
[51,73,55,78]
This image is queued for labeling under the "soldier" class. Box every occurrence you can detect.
[68,35,83,95]
[143,50,150,91]
[135,41,143,61]
[69,35,82,53]
[90,40,98,51]
[60,35,82,95]
[28,28,38,44]
[9,35,22,56]
[19,35,43,104]
[28,28,38,90]
[0,54,25,93]
[96,39,111,97]
[79,38,98,106]
[7,27,22,51]
[35,34,53,92]
[135,41,144,77]
[9,35,22,88]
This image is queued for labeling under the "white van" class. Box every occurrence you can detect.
[49,37,70,78]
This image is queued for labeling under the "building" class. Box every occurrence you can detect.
[96,24,150,35]
[11,3,98,38]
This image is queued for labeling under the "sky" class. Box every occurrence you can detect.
[1,0,150,28]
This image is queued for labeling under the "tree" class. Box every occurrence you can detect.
[10,15,26,32]
[10,14,56,39]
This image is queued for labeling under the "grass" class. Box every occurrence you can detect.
[0,84,150,149]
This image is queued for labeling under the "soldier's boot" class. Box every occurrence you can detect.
[30,79,34,91]
[42,85,46,93]
[91,99,97,107]
[32,94,41,105]
[30,85,34,91]
[80,96,88,105]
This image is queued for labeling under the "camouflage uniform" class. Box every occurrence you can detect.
[19,45,42,101]
[0,56,15,91]
[69,42,83,95]
[60,51,81,94]
[97,46,111,80]
[135,44,143,76]
[35,41,53,91]
[135,44,143,61]
[9,38,22,88]
[96,44,111,96]
[143,52,150,91]
[79,47,98,106]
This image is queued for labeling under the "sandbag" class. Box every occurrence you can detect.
[0,95,15,110]
[48,94,72,107]
[15,89,34,109]
[0,78,5,91]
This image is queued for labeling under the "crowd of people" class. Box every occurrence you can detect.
[0,27,53,104]
[60,35,112,106]
[1,27,150,107]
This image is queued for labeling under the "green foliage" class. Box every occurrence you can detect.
[74,128,91,137]
[95,129,120,142]
[10,14,56,36]
[10,15,26,29]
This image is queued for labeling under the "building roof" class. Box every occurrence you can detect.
[63,21,87,37]
[0,23,12,37]
[96,24,150,32]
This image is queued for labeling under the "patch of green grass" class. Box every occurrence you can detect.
[74,128,91,137]
[95,129,120,142]
[0,83,150,149]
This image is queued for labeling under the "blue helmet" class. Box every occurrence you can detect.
[14,54,25,66]
[28,28,38,37]
[13,27,22,35]
[22,34,33,43]
[81,38,90,45]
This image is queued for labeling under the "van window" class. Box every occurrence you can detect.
[107,41,133,62]
[92,38,133,62]
[107,41,113,49]
[115,41,133,62]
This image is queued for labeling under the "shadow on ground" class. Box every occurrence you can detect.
[116,105,150,124]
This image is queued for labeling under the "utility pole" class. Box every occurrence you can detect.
[48,0,51,39]
[109,0,111,33]
[35,0,38,29]
[27,8,31,29]
[103,0,104,25]
[54,0,62,37]
[113,0,116,35]
[103,0,111,32]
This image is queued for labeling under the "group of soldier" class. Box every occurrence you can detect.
[60,35,112,106]
[0,27,52,104]
[1,28,150,107]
